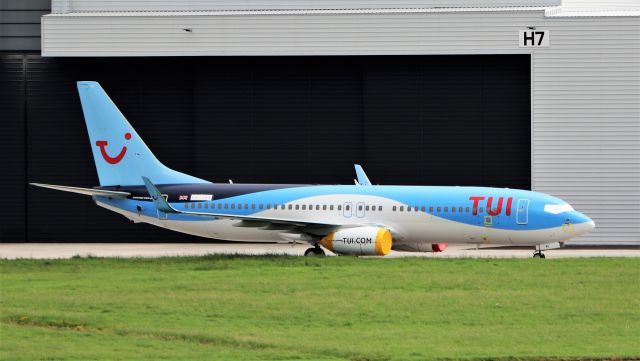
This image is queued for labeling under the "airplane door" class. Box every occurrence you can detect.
[343,202,352,218]
[356,202,365,218]
[516,199,530,225]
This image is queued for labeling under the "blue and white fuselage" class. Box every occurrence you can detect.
[32,82,594,257]
[95,184,594,246]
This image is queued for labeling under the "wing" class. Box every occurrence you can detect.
[30,183,130,198]
[141,177,344,235]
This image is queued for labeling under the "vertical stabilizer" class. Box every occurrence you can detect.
[77,81,209,186]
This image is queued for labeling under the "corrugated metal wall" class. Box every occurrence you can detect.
[50,0,560,13]
[532,19,640,244]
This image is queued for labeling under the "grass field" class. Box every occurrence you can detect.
[1,256,638,361]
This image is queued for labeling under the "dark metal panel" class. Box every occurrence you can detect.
[0,0,50,10]
[480,55,531,190]
[0,37,41,51]
[0,1,49,51]
[11,54,530,242]
[0,10,48,23]
[0,54,26,241]
[0,24,41,37]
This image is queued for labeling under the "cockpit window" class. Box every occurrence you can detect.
[544,203,574,214]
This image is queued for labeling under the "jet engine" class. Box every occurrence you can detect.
[319,226,392,256]
[392,243,448,253]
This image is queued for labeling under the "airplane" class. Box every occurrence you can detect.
[31,81,595,258]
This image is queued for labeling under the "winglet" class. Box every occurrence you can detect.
[142,176,176,213]
[354,164,372,186]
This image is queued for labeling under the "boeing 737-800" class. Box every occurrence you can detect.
[31,81,595,258]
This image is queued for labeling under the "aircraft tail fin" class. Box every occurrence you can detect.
[77,81,209,186]
[354,164,372,186]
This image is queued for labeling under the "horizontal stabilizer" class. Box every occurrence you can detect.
[30,183,130,198]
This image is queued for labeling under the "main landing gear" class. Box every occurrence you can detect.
[304,245,326,257]
[533,251,546,259]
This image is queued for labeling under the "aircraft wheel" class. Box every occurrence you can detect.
[533,252,545,259]
[304,247,325,256]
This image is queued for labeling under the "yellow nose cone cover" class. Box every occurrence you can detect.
[375,228,392,256]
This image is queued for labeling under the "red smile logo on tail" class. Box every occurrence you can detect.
[96,132,131,164]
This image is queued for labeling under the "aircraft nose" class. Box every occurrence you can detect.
[573,213,595,235]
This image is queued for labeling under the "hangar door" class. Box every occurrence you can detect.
[0,54,531,242]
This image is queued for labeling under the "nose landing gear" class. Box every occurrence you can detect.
[304,245,326,256]
[533,251,546,259]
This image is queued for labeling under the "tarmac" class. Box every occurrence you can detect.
[1,243,638,259]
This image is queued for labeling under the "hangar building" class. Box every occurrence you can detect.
[0,0,638,244]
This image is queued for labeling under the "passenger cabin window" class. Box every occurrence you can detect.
[399,206,404,211]
[459,207,463,212]
[466,207,470,213]
[437,207,441,212]
[429,206,433,212]
[421,206,426,212]
[393,206,397,211]
[184,203,189,209]
[358,205,363,211]
[323,205,327,210]
[479,207,484,213]
[452,207,456,213]
[338,205,342,211]
[365,205,369,211]
[345,205,350,211]
[224,204,229,209]
[378,206,383,211]
[288,205,293,210]
[191,203,196,209]
[330,205,335,211]
[295,205,299,210]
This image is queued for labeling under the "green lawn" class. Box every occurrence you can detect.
[1,256,638,361]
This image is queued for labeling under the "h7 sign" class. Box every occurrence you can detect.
[519,30,550,47]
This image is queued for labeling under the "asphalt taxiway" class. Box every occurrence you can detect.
[0,243,638,259]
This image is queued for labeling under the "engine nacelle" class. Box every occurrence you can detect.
[392,243,448,253]
[319,226,392,256]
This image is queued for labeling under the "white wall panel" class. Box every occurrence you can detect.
[40,10,640,244]
[51,0,561,13]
